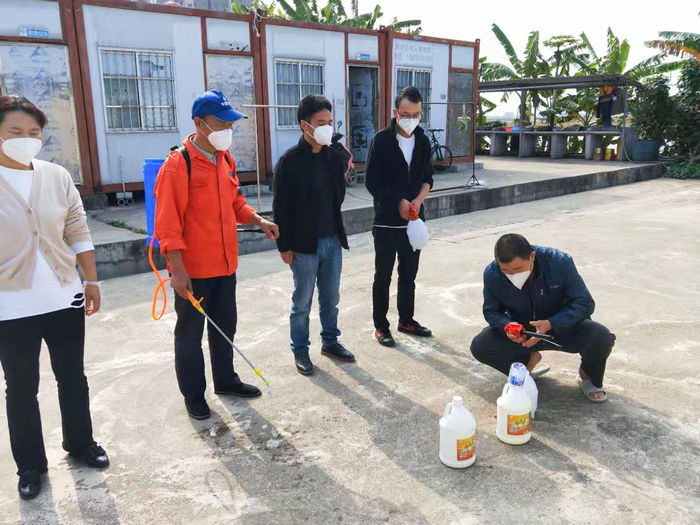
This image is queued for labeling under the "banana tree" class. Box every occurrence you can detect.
[646,28,700,63]
[489,24,551,125]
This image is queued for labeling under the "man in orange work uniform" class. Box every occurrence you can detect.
[154,90,279,420]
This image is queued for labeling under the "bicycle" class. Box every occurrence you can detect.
[426,128,453,173]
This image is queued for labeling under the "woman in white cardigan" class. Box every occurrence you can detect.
[0,96,109,500]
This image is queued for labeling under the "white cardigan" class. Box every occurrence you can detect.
[0,159,92,291]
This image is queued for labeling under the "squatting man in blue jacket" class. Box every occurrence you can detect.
[470,234,615,402]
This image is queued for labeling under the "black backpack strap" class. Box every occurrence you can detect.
[170,144,191,180]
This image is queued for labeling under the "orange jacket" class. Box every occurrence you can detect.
[153,135,257,279]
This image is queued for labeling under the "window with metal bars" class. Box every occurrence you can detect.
[396,68,432,127]
[100,49,178,133]
[275,59,324,129]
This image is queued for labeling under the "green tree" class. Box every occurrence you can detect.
[631,77,675,149]
[673,62,700,158]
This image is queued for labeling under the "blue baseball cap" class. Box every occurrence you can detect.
[191,90,247,123]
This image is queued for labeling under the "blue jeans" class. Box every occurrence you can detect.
[289,236,342,355]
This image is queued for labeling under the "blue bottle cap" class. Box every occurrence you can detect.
[508,362,527,386]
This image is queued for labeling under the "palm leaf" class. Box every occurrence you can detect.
[391,19,421,30]
[619,40,630,73]
[522,31,543,78]
[647,34,700,60]
[278,0,302,19]
[629,59,685,79]
[480,62,518,81]
[656,30,700,43]
[579,31,598,60]
[479,97,497,111]
[491,24,521,72]
[294,0,315,21]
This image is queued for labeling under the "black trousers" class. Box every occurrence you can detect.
[372,227,421,331]
[470,320,615,388]
[0,308,95,475]
[174,273,240,403]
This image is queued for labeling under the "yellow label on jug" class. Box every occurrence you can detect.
[507,414,530,436]
[456,436,476,461]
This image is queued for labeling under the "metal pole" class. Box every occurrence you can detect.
[519,91,526,158]
[422,100,478,186]
[241,104,299,213]
[252,109,261,211]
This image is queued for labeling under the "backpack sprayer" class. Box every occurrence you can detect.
[505,323,562,348]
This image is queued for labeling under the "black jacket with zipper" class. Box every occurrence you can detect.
[273,136,349,254]
[365,119,435,227]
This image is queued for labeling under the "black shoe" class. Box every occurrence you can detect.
[185,398,211,420]
[215,381,262,398]
[66,443,109,469]
[321,342,355,362]
[398,320,432,337]
[18,470,42,500]
[375,328,395,347]
[295,353,314,375]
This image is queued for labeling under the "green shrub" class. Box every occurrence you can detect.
[665,162,700,180]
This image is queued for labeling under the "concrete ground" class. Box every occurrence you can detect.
[2,178,699,525]
[88,157,633,239]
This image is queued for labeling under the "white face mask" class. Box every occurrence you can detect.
[202,121,233,151]
[305,123,333,147]
[397,116,420,136]
[1,137,42,166]
[505,260,533,290]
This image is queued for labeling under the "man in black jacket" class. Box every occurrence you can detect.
[470,234,615,402]
[365,86,434,347]
[273,95,354,376]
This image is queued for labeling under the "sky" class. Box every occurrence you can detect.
[363,0,699,115]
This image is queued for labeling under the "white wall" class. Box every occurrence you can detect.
[82,6,205,186]
[0,0,62,40]
[392,39,449,133]
[348,33,378,62]
[206,18,250,52]
[452,46,475,70]
[265,25,345,167]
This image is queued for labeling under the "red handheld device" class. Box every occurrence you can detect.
[505,323,562,347]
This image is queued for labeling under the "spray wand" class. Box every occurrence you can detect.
[186,292,273,395]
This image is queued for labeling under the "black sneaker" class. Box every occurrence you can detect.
[18,470,42,500]
[215,381,262,398]
[398,320,432,337]
[321,342,355,362]
[375,328,396,347]
[295,353,314,375]
[185,398,211,420]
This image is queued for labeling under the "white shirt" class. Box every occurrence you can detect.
[397,133,416,167]
[0,166,93,321]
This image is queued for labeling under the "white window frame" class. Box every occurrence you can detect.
[395,67,432,127]
[98,47,179,134]
[274,59,325,130]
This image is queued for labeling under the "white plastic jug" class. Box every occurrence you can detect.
[439,396,477,468]
[524,371,538,420]
[407,218,429,251]
[496,363,532,445]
